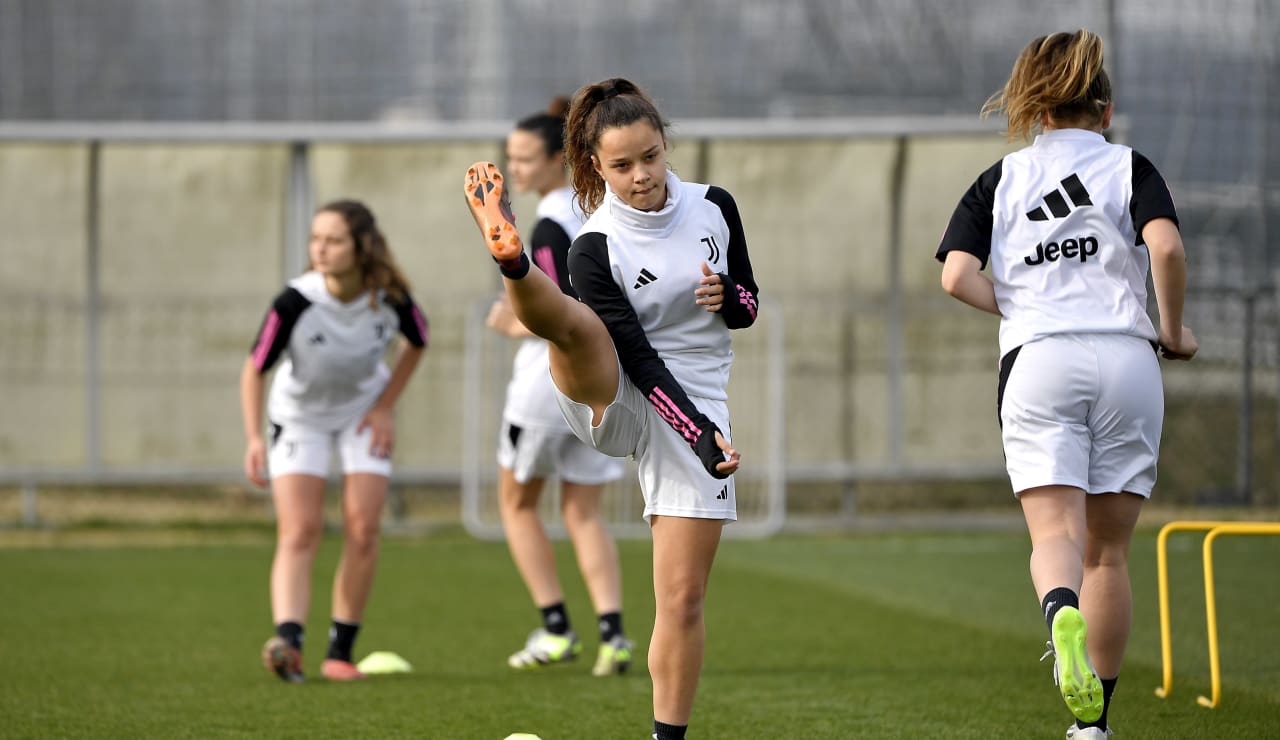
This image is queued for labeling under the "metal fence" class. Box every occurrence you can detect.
[2,0,1278,527]
[1,121,1277,532]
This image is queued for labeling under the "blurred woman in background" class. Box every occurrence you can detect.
[241,199,427,683]
[487,97,632,676]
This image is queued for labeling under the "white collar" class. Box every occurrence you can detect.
[1033,128,1107,146]
[606,170,684,235]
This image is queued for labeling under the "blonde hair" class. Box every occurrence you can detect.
[313,199,412,309]
[982,29,1113,141]
[565,77,670,215]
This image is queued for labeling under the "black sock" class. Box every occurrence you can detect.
[276,621,304,651]
[653,720,687,740]
[598,611,623,643]
[1041,587,1079,632]
[540,602,571,636]
[326,619,361,662]
[1078,676,1118,730]
[497,252,530,279]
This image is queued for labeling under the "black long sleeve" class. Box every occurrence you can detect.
[569,232,730,478]
[530,217,578,298]
[704,186,759,329]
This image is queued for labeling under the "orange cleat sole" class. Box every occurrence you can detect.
[464,161,524,262]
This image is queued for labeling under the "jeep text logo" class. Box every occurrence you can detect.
[1023,235,1099,266]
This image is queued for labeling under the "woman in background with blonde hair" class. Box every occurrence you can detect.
[936,29,1195,738]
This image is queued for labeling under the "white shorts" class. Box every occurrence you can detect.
[267,417,392,479]
[999,333,1163,497]
[497,421,626,485]
[554,366,736,523]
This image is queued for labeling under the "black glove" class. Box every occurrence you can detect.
[693,426,731,479]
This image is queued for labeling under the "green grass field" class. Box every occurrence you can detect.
[1,528,1277,739]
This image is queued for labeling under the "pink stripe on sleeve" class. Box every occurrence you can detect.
[650,398,692,442]
[532,246,558,284]
[251,310,282,371]
[737,285,758,319]
[412,305,429,346]
[648,387,701,444]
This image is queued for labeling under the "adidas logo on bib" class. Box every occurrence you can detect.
[633,268,658,289]
[1026,173,1092,221]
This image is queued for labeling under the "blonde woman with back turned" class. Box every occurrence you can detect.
[936,30,1195,739]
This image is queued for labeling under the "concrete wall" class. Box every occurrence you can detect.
[0,144,89,466]
[0,134,1019,474]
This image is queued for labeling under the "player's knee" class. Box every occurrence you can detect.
[278,520,322,552]
[342,519,381,555]
[657,583,706,627]
[1084,540,1130,569]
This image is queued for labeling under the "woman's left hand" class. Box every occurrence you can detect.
[713,430,740,476]
[694,262,725,312]
[359,405,396,459]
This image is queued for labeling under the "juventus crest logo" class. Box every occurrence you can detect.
[701,235,721,262]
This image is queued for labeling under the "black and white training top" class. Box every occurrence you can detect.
[569,170,759,471]
[504,186,584,430]
[936,128,1179,358]
[249,271,429,430]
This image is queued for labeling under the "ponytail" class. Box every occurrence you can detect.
[983,29,1112,141]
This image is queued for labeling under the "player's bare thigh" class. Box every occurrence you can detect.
[547,300,620,424]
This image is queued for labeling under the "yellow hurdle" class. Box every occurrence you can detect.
[1154,520,1280,708]
[1195,523,1280,708]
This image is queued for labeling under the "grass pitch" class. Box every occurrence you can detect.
[0,527,1276,738]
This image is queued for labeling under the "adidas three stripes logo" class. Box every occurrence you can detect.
[633,268,658,289]
[1026,174,1092,221]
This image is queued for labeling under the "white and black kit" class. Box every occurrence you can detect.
[937,129,1179,497]
[249,271,429,478]
[565,170,759,521]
